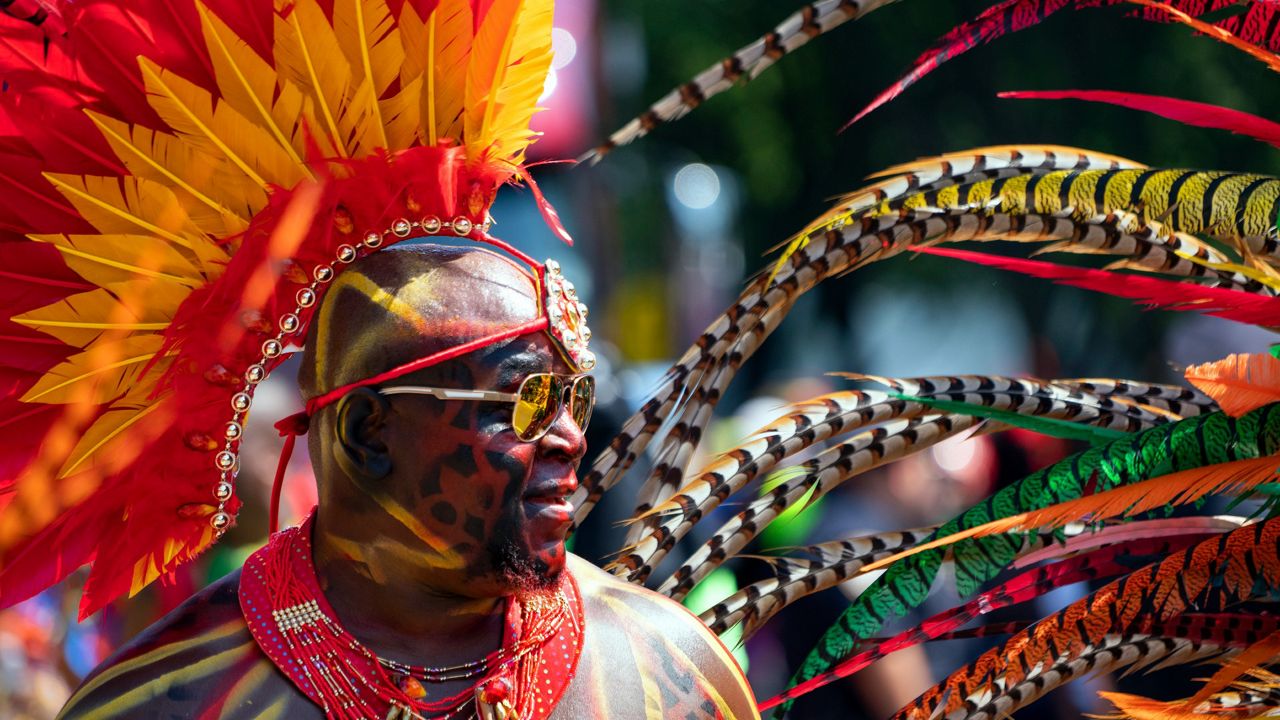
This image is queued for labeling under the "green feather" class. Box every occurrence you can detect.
[777,403,1280,717]
[889,392,1130,445]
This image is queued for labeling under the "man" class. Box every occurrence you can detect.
[59,245,759,719]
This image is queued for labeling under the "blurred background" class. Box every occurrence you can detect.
[5,1,1277,718]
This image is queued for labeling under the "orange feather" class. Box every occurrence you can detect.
[1185,352,1280,418]
[858,454,1280,573]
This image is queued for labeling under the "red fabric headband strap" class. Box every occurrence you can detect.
[267,316,551,532]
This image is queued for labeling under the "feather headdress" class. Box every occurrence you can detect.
[0,0,578,618]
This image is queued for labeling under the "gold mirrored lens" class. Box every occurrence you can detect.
[513,374,556,441]
[571,375,595,431]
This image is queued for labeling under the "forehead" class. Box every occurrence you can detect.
[426,331,575,389]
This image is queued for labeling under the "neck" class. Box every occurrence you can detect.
[309,521,506,665]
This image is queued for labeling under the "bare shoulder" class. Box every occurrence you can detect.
[563,555,759,719]
[59,569,315,720]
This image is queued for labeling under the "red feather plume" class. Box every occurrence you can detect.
[912,246,1280,326]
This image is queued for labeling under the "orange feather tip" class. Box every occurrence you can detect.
[1185,352,1280,418]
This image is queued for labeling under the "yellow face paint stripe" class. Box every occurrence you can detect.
[63,618,248,704]
[598,591,747,719]
[87,640,254,717]
[313,269,433,386]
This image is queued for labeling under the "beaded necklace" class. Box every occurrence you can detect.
[240,512,584,720]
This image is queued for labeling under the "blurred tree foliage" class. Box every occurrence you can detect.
[581,0,1278,390]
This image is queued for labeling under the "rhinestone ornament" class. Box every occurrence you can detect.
[224,422,243,441]
[314,266,334,283]
[279,314,300,334]
[231,392,252,412]
[262,339,283,358]
[296,288,316,307]
[391,218,413,237]
[452,216,473,235]
[336,245,357,263]
[541,260,596,372]
[422,216,442,234]
[214,481,234,501]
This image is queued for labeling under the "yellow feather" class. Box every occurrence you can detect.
[13,286,188,348]
[30,233,205,288]
[273,0,351,157]
[465,0,523,157]
[333,0,399,149]
[428,0,474,145]
[59,395,170,479]
[397,2,428,88]
[41,174,223,268]
[85,111,253,236]
[382,75,424,150]
[483,0,554,164]
[196,2,312,174]
[21,335,166,405]
[138,57,305,189]
[333,0,401,97]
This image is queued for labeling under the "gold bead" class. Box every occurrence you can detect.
[262,338,283,358]
[422,216,442,234]
[224,421,243,441]
[211,512,232,530]
[296,288,316,308]
[313,265,334,283]
[215,451,237,471]
[391,218,412,237]
[451,216,473,235]
[231,392,251,413]
[214,481,234,501]
[364,232,382,248]
[336,245,357,263]
[279,314,300,334]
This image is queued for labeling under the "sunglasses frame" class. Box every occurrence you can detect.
[379,373,594,442]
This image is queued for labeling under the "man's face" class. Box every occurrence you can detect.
[308,248,590,598]
[381,334,587,595]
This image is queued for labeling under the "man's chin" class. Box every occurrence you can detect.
[491,535,564,593]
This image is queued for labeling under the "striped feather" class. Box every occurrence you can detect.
[580,0,900,163]
[887,518,1280,720]
[782,405,1280,712]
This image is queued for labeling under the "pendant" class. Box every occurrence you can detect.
[476,676,518,720]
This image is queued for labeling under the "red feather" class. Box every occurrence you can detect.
[999,90,1280,148]
[759,535,1217,711]
[845,0,1279,128]
[912,246,1280,326]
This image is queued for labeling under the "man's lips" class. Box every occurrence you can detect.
[523,475,577,525]
[522,475,578,503]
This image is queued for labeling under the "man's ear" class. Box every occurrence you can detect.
[332,387,392,481]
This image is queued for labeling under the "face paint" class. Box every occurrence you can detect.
[375,334,586,596]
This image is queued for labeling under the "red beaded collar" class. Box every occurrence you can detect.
[239,512,584,720]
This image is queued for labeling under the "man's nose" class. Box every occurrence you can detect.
[538,405,587,463]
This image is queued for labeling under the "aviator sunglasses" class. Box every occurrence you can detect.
[379,373,595,442]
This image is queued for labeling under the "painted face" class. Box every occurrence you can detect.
[381,333,587,595]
